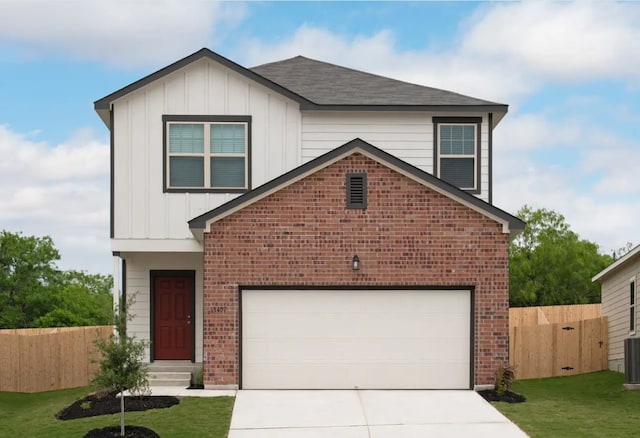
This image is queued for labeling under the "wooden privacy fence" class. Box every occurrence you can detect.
[509,303,601,329]
[0,326,112,393]
[509,305,607,379]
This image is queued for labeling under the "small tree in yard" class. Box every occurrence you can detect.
[92,294,149,436]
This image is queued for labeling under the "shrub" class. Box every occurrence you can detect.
[495,364,517,395]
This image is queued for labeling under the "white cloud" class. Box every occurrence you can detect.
[493,158,639,256]
[237,25,529,105]
[493,112,640,254]
[494,113,582,151]
[237,2,640,106]
[0,125,111,274]
[242,25,397,69]
[0,0,247,68]
[582,141,640,197]
[463,2,640,82]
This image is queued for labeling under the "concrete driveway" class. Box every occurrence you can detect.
[229,390,528,437]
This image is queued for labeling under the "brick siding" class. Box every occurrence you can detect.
[203,153,510,387]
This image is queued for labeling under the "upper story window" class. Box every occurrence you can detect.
[163,115,251,192]
[433,117,481,193]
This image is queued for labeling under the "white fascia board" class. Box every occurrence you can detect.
[111,238,203,253]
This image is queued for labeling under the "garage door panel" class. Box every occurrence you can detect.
[244,362,470,389]
[242,289,471,389]
[245,339,469,362]
[243,310,469,339]
[243,289,468,312]
[243,308,469,338]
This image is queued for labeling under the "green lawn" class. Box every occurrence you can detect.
[495,371,640,437]
[0,387,234,438]
[3,372,638,437]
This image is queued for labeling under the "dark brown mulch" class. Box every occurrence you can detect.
[84,425,159,438]
[478,389,526,403]
[56,391,180,421]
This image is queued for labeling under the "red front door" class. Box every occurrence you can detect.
[153,276,192,360]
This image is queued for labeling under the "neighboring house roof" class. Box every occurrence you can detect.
[593,244,640,283]
[94,48,508,128]
[188,138,525,240]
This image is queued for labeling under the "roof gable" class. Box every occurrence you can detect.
[94,48,311,127]
[95,48,508,128]
[188,138,524,240]
[593,244,640,283]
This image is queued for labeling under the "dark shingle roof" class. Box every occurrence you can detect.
[251,56,503,107]
[95,48,508,128]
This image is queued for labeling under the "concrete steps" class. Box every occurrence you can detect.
[147,361,201,387]
[148,372,191,387]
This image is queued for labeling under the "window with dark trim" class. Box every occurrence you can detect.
[347,173,367,209]
[631,278,636,334]
[433,117,481,192]
[162,115,251,193]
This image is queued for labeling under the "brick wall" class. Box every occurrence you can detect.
[203,153,510,387]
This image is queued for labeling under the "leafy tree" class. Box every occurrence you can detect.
[0,230,113,328]
[509,206,612,307]
[35,271,113,327]
[92,294,149,436]
[0,231,60,328]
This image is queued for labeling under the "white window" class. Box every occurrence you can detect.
[630,277,636,334]
[433,117,481,192]
[164,116,250,191]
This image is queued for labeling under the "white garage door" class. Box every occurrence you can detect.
[241,289,471,389]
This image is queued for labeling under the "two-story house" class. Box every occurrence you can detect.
[95,48,524,390]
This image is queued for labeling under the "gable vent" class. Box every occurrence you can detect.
[347,173,367,209]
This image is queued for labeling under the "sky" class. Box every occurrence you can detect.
[0,0,639,275]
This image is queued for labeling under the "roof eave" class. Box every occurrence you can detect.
[96,108,110,128]
[93,48,313,129]
[300,103,508,112]
[300,104,508,127]
[593,244,640,283]
[189,138,523,236]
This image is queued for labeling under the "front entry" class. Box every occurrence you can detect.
[152,272,194,360]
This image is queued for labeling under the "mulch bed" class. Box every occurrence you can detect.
[478,389,526,403]
[84,425,160,438]
[56,391,180,421]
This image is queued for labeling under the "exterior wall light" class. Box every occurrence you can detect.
[352,255,360,271]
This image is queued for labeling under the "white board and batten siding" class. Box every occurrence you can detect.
[301,112,491,202]
[242,289,471,389]
[601,260,640,371]
[122,252,204,363]
[112,57,493,250]
[111,58,302,249]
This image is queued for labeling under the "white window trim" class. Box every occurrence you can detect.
[630,276,636,335]
[166,121,249,190]
[436,123,478,191]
